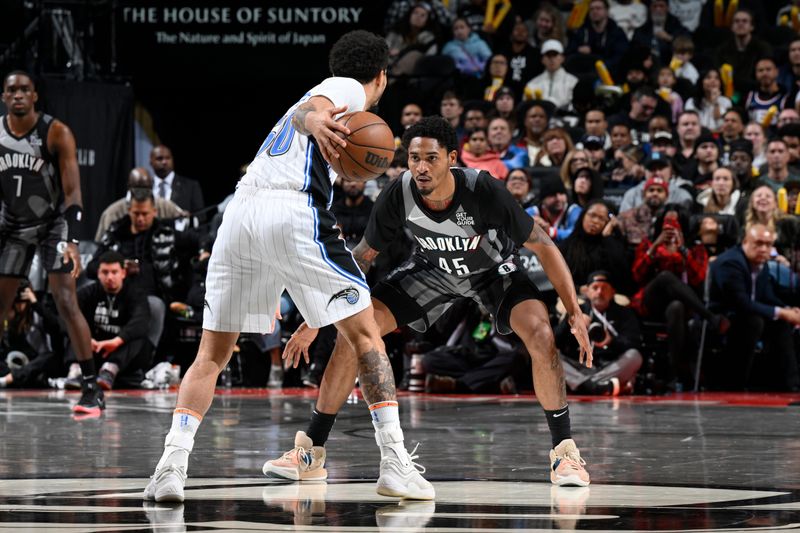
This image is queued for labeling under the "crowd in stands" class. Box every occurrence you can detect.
[3,0,800,395]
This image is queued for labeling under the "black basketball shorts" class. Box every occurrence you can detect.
[0,217,72,277]
[372,254,542,335]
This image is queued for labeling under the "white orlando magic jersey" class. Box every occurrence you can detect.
[240,77,366,197]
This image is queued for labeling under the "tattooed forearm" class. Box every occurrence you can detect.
[291,102,315,135]
[526,224,556,246]
[352,238,379,275]
[358,349,397,403]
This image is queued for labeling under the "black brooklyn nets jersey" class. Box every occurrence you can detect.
[366,168,534,277]
[0,114,63,229]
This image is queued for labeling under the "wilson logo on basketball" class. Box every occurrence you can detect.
[364,151,389,168]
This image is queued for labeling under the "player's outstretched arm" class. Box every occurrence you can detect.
[292,96,350,164]
[523,224,593,367]
[50,120,83,278]
[351,237,380,276]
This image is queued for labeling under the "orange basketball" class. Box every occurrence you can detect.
[329,111,395,181]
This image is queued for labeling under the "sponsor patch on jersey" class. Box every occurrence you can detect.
[28,131,42,147]
[327,287,360,307]
[455,211,474,226]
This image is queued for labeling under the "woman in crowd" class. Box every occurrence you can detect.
[744,122,767,169]
[684,69,732,133]
[696,166,742,215]
[560,148,593,190]
[526,3,566,49]
[505,168,534,208]
[533,127,573,168]
[630,204,728,387]
[570,166,605,209]
[482,54,511,101]
[385,2,441,77]
[559,200,631,293]
[610,144,646,188]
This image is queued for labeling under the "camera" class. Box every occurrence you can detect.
[587,322,606,343]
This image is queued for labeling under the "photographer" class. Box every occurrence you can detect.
[555,271,643,395]
[0,281,63,388]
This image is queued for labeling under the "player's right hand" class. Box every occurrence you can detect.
[283,322,320,368]
[309,105,350,165]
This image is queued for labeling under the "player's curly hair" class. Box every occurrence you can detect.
[329,30,389,84]
[401,116,459,153]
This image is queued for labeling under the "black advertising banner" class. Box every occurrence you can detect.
[39,80,134,240]
[115,1,386,83]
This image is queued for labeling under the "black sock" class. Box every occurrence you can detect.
[78,359,96,381]
[306,408,337,446]
[544,405,572,448]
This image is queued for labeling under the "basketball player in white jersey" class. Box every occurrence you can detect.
[144,30,434,502]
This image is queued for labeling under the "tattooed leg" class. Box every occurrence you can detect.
[510,299,567,410]
[334,304,397,404]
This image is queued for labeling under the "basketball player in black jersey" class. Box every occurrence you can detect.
[1,71,103,415]
[274,116,594,486]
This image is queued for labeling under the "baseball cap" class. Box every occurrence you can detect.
[580,135,604,149]
[644,151,672,169]
[586,270,613,286]
[541,39,564,55]
[652,131,673,144]
[644,175,669,194]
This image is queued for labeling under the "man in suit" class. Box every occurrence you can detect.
[95,167,187,241]
[150,145,205,215]
[710,224,800,390]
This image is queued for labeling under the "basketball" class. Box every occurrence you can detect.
[329,111,395,181]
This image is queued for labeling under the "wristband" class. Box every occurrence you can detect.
[64,204,83,244]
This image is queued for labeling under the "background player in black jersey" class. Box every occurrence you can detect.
[1,71,102,415]
[270,116,594,487]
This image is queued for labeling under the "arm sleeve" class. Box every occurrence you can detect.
[476,172,535,246]
[118,291,151,343]
[364,178,407,252]
[309,77,367,116]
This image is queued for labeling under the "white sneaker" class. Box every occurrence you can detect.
[376,443,435,500]
[144,464,187,503]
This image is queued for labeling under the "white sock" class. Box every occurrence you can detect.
[369,401,408,464]
[155,409,201,472]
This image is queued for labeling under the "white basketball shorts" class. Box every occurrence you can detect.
[203,186,371,333]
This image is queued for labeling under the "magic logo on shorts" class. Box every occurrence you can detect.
[327,287,360,307]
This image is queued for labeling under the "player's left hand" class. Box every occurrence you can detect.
[568,313,593,368]
[283,322,319,368]
[64,242,81,278]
